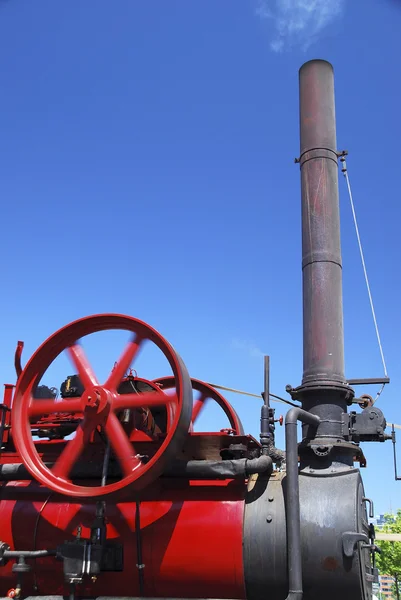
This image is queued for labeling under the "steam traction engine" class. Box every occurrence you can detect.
[0,60,391,600]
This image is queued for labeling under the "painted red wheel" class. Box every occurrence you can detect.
[12,314,193,498]
[153,377,244,435]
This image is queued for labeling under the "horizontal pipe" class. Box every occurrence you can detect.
[347,377,390,386]
[168,456,273,478]
[0,456,273,482]
[3,549,56,558]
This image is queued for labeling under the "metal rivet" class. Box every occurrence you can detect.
[266,515,273,523]
[310,469,314,473]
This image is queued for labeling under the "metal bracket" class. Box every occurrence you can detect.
[346,377,390,386]
[342,532,369,558]
[294,148,348,164]
[392,424,401,481]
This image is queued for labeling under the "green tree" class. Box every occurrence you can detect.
[376,510,401,600]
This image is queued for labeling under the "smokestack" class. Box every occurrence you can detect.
[294,59,353,438]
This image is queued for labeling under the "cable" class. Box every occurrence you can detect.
[340,155,388,402]
[206,382,300,408]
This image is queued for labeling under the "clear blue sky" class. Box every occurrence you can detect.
[0,0,400,514]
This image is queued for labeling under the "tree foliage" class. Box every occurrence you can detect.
[376,509,401,600]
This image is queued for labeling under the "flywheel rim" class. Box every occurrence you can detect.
[12,313,193,498]
[153,376,244,435]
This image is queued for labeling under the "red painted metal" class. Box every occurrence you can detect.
[0,480,246,599]
[11,314,193,498]
[0,315,253,598]
[1,385,13,447]
[153,377,244,435]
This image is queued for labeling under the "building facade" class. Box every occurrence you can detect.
[380,574,395,599]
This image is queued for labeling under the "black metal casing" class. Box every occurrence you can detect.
[244,468,373,600]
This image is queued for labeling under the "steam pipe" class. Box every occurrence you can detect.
[0,456,273,481]
[284,408,320,600]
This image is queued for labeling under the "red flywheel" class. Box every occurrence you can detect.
[12,314,193,498]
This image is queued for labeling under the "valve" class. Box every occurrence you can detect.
[12,314,193,498]
[12,556,31,575]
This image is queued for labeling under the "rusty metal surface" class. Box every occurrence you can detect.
[298,60,346,389]
[293,59,355,446]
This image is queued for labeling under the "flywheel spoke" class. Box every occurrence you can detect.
[113,390,170,412]
[28,397,83,418]
[192,393,208,423]
[52,418,95,479]
[67,344,99,390]
[104,412,142,477]
[105,335,144,391]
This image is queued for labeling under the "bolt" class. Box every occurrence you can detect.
[86,392,100,408]
[268,496,274,502]
[266,515,273,523]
